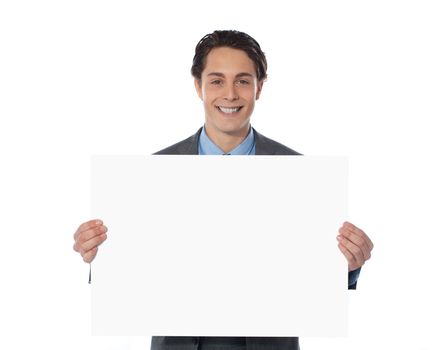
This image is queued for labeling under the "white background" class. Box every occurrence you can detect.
[0,1,443,349]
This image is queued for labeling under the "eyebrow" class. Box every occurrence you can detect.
[206,72,255,78]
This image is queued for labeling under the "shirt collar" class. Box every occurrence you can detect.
[198,125,255,155]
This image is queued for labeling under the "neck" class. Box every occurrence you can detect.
[204,124,250,154]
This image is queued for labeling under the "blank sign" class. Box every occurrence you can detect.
[91,156,349,336]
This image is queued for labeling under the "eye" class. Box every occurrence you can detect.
[211,79,222,85]
[237,79,250,85]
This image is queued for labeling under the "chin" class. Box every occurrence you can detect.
[206,112,251,136]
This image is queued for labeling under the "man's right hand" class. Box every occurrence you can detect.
[73,219,108,263]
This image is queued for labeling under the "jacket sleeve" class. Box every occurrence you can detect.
[348,267,361,290]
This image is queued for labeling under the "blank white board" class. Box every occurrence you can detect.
[91,156,348,336]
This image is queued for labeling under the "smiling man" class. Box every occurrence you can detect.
[73,30,373,350]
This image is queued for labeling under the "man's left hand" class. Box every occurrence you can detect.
[337,222,373,271]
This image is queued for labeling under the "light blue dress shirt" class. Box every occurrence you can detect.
[198,125,255,155]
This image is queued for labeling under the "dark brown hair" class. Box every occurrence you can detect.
[191,30,268,82]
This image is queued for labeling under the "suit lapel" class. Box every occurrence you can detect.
[253,128,275,155]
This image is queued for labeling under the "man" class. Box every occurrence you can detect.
[73,30,373,350]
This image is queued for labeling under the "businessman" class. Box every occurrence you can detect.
[73,30,373,350]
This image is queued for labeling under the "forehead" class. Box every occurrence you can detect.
[203,47,256,76]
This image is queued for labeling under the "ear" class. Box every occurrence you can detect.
[255,79,264,100]
[194,78,203,100]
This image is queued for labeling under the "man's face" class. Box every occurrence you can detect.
[195,47,264,139]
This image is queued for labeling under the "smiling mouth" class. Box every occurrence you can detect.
[216,106,243,114]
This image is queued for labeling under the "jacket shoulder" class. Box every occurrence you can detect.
[153,128,202,155]
[254,129,302,155]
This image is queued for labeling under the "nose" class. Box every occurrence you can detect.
[223,84,239,101]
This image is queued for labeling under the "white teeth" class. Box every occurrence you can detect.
[218,106,241,114]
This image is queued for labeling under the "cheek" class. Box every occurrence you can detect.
[201,87,217,103]
[243,87,257,100]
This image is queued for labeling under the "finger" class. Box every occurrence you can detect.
[73,225,107,253]
[343,222,374,250]
[338,243,364,271]
[82,247,98,263]
[74,225,107,250]
[340,223,373,254]
[337,243,360,271]
[74,219,103,240]
[337,235,366,268]
[337,242,355,265]
[77,232,107,254]
[338,227,371,260]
